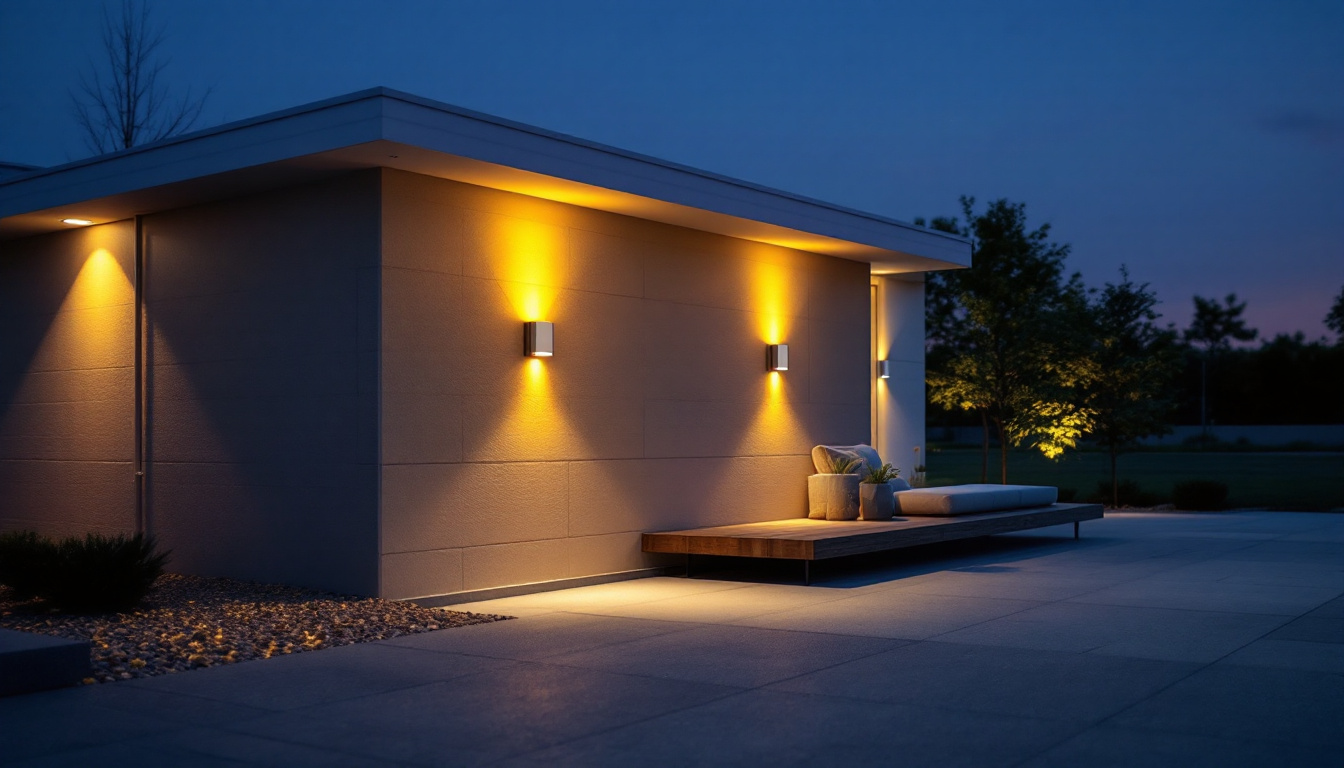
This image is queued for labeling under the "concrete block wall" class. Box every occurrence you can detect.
[138,172,382,594]
[0,223,137,537]
[378,169,872,599]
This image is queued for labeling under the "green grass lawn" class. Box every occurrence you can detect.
[925,448,1344,510]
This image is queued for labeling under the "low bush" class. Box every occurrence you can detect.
[1057,488,1078,503]
[0,531,169,612]
[1088,480,1160,508]
[1172,480,1229,511]
[0,530,58,599]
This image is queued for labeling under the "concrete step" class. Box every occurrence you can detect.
[0,628,90,696]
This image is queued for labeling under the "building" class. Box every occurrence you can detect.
[0,89,970,601]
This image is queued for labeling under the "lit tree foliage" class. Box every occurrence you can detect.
[924,197,1094,483]
[1085,267,1180,507]
[71,0,209,154]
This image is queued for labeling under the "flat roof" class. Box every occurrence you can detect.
[0,88,969,272]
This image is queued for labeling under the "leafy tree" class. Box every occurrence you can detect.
[1085,267,1180,506]
[1327,286,1344,345]
[1184,294,1257,437]
[71,0,209,154]
[924,197,1094,483]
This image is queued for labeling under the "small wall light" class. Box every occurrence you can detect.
[61,218,94,226]
[524,321,554,357]
[767,344,789,371]
[877,360,891,379]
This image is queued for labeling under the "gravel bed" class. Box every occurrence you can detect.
[0,573,511,684]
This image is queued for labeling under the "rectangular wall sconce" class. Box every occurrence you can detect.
[877,360,891,379]
[767,344,788,371]
[524,321,554,357]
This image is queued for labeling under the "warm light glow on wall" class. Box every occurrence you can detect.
[488,213,565,322]
[750,260,793,344]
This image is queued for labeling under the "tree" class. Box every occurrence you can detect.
[924,197,1095,483]
[71,0,209,154]
[1327,286,1344,345]
[1085,267,1180,507]
[1184,294,1257,438]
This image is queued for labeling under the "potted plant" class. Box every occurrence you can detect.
[859,463,900,520]
[807,455,862,520]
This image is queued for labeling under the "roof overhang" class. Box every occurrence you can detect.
[0,88,970,273]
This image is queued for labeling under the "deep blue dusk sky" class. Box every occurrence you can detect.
[2,0,1341,338]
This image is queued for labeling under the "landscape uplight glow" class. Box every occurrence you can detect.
[61,218,94,226]
[767,344,788,371]
[877,360,891,379]
[524,321,554,357]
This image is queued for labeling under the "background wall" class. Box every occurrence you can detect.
[873,274,926,478]
[378,169,873,599]
[139,171,381,594]
[0,223,136,538]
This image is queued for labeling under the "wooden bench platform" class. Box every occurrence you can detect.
[642,503,1104,584]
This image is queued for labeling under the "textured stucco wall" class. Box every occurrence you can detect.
[378,169,872,599]
[0,223,137,537]
[873,274,926,477]
[138,172,382,594]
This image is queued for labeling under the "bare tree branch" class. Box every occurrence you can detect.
[70,0,210,155]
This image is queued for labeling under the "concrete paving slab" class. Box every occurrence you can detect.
[379,612,704,661]
[1066,578,1341,615]
[1020,725,1342,768]
[933,601,1293,663]
[1265,614,1344,644]
[734,590,1044,640]
[122,640,516,711]
[768,640,1201,724]
[500,688,1083,768]
[10,727,407,768]
[545,623,903,688]
[225,662,741,766]
[1108,664,1344,749]
[450,577,750,616]
[1219,638,1344,673]
[570,582,858,622]
[879,568,1119,601]
[0,685,180,764]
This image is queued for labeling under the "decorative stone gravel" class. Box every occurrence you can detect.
[0,573,510,685]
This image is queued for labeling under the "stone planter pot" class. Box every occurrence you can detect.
[860,482,896,520]
[808,474,860,520]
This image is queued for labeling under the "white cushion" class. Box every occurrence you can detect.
[811,444,884,478]
[894,484,1058,516]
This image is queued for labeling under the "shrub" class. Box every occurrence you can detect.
[0,531,169,612]
[818,454,862,474]
[1172,480,1229,511]
[0,530,58,599]
[1057,488,1077,503]
[1089,480,1160,508]
[862,463,900,484]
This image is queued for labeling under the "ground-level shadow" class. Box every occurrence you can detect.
[684,531,1118,588]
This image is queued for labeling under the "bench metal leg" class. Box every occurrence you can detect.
[686,553,694,578]
[1074,521,1079,539]
[803,560,811,586]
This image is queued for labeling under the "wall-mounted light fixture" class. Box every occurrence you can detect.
[61,218,94,226]
[524,321,554,357]
[877,360,891,379]
[767,344,788,371]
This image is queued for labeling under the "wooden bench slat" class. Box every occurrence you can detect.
[642,503,1104,561]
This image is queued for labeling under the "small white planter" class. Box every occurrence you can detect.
[859,482,896,521]
[808,474,860,520]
